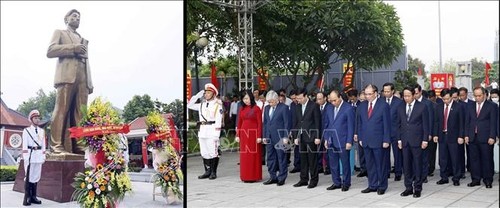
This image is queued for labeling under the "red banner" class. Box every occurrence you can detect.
[431,73,454,96]
[485,62,491,85]
[145,131,171,144]
[69,125,130,138]
[167,117,181,151]
[211,64,219,89]
[257,68,268,90]
[343,63,354,88]
[187,70,192,101]
[316,73,324,91]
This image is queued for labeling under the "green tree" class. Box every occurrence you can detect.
[471,58,499,85]
[154,99,184,130]
[186,0,235,56]
[428,59,457,73]
[253,0,404,92]
[122,94,155,123]
[393,70,418,92]
[17,89,56,121]
[408,54,426,76]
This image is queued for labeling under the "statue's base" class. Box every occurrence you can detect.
[46,152,85,161]
[13,159,85,203]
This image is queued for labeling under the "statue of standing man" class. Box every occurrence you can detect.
[47,9,93,155]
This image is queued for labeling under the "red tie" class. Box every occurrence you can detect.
[368,102,373,118]
[443,104,449,131]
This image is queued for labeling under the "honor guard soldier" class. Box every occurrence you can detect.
[188,83,223,180]
[22,110,46,206]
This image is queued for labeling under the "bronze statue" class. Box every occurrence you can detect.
[47,9,93,155]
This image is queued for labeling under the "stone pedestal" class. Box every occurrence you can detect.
[13,159,85,203]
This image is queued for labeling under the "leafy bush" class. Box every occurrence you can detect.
[0,165,18,181]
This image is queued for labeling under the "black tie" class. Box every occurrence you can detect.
[35,127,38,134]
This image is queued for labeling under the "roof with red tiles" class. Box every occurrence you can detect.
[0,99,31,127]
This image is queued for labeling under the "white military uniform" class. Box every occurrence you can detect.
[22,124,46,183]
[187,89,223,159]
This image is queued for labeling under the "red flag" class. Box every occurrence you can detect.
[316,73,324,91]
[211,63,219,89]
[485,62,491,85]
[418,66,422,76]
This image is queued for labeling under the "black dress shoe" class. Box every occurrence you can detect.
[357,171,368,177]
[361,188,377,193]
[436,179,449,185]
[453,181,460,186]
[390,168,395,173]
[467,182,480,187]
[263,179,278,185]
[423,178,428,183]
[293,181,308,187]
[428,173,434,177]
[324,169,331,175]
[377,189,386,195]
[413,191,421,198]
[395,175,401,181]
[485,183,492,188]
[400,189,413,197]
[341,186,349,192]
[307,183,317,189]
[318,168,324,174]
[290,168,300,173]
[354,166,361,172]
[277,181,285,186]
[326,184,341,190]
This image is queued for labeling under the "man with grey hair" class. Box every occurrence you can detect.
[47,9,93,154]
[262,90,291,186]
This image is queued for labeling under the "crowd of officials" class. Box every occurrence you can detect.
[193,82,499,198]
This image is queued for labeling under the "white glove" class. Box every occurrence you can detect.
[195,90,205,98]
[235,137,240,143]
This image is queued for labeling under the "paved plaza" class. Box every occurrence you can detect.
[187,151,499,207]
[0,181,183,208]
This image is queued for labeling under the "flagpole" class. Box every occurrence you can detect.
[438,1,443,72]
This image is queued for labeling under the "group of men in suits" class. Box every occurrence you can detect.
[258,83,498,199]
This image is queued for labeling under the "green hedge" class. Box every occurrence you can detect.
[0,165,18,181]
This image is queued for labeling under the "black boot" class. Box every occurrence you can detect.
[30,183,42,204]
[209,157,219,180]
[198,159,211,179]
[22,183,31,206]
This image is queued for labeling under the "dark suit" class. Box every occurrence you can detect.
[293,100,321,185]
[318,103,330,172]
[350,100,366,172]
[433,101,464,182]
[356,98,391,191]
[418,97,434,178]
[289,102,300,170]
[385,96,404,178]
[324,101,355,187]
[458,99,474,175]
[263,103,291,182]
[397,100,429,192]
[464,100,498,185]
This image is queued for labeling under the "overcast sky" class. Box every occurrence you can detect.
[386,1,499,70]
[1,1,183,110]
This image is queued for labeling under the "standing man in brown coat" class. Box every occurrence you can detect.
[47,9,93,154]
